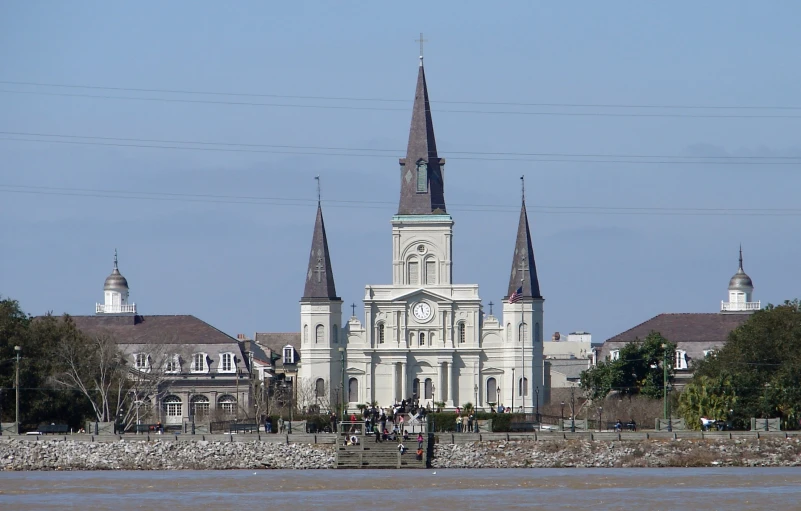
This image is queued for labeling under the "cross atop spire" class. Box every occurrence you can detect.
[521,175,525,202]
[416,33,428,66]
[113,248,118,270]
[397,58,446,215]
[302,201,339,300]
[315,175,321,203]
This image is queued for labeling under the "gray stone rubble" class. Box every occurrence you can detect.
[432,438,801,468]
[0,439,335,470]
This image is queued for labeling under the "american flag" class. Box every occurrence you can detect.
[509,286,523,304]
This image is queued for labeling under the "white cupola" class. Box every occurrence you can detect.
[721,246,759,313]
[96,250,136,314]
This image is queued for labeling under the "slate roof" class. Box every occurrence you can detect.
[397,63,446,215]
[302,203,339,300]
[605,313,751,344]
[505,199,542,299]
[70,315,237,345]
[254,332,301,354]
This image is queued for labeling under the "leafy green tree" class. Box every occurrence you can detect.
[678,375,737,429]
[581,332,676,400]
[691,300,801,429]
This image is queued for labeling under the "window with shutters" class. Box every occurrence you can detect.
[315,324,325,344]
[459,323,466,343]
[425,259,436,285]
[408,261,419,285]
[377,323,385,344]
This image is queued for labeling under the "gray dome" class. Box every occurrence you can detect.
[104,268,129,291]
[728,268,753,291]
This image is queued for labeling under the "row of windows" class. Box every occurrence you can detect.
[134,352,237,374]
[163,394,237,417]
[302,324,339,344]
[608,349,712,370]
[505,322,542,343]
[407,258,437,285]
[375,323,468,345]
[485,377,529,399]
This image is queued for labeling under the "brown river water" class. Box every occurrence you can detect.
[1,468,799,510]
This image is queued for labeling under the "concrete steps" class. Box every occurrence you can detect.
[335,440,428,469]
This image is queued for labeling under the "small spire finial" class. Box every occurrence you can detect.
[415,33,428,66]
[739,244,743,270]
[488,301,494,316]
[315,175,321,203]
[113,249,118,270]
[520,175,525,202]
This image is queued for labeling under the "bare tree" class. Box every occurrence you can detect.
[295,377,331,414]
[52,325,186,427]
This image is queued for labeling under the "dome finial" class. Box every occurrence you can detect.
[416,33,427,67]
[739,244,743,270]
[114,248,118,270]
[521,175,526,203]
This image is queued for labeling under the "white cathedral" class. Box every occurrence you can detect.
[294,58,545,413]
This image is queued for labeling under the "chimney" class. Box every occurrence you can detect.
[552,331,561,342]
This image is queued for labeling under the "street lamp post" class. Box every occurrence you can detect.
[338,347,346,422]
[496,387,500,411]
[570,387,576,433]
[597,407,603,432]
[474,384,478,415]
[14,346,21,434]
[662,343,672,432]
[535,387,540,426]
[190,387,196,435]
[560,401,565,431]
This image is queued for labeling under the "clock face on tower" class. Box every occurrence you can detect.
[412,302,432,321]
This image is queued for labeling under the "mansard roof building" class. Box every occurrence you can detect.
[72,252,256,429]
[599,248,759,387]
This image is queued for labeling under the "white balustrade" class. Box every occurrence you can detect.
[720,301,760,312]
[96,303,137,314]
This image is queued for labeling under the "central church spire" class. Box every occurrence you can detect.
[397,61,446,215]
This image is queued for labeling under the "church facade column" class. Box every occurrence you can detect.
[391,363,397,406]
[436,362,443,403]
[446,361,454,406]
[401,361,407,402]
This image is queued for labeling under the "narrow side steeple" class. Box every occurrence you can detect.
[302,202,339,300]
[398,62,446,215]
[505,180,542,299]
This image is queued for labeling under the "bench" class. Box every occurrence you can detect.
[229,423,258,433]
[37,423,69,435]
[133,424,161,433]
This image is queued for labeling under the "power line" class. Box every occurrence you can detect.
[2,184,800,217]
[4,89,801,119]
[2,130,799,161]
[2,79,800,111]
[2,136,799,166]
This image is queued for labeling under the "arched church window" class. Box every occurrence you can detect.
[486,378,497,403]
[518,377,529,397]
[459,323,466,343]
[348,378,359,403]
[408,260,419,285]
[519,322,528,344]
[332,326,338,344]
[413,378,420,398]
[377,323,385,344]
[425,258,436,285]
[534,322,541,343]
[419,332,426,347]
[424,378,433,399]
[315,325,325,344]
[315,378,325,399]
[506,323,512,343]
[303,325,308,344]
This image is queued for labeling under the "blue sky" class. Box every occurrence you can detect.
[1,1,799,343]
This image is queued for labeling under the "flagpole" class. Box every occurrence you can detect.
[520,277,525,415]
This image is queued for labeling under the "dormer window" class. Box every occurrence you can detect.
[191,353,207,373]
[219,352,235,373]
[675,350,688,370]
[610,350,620,361]
[165,355,180,374]
[283,346,295,365]
[134,353,149,371]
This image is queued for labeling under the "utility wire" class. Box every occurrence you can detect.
[3,89,801,119]
[2,79,800,111]
[2,130,799,161]
[2,184,800,217]
[2,136,799,165]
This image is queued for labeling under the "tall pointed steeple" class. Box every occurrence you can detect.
[302,201,339,300]
[397,60,446,215]
[506,178,542,299]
